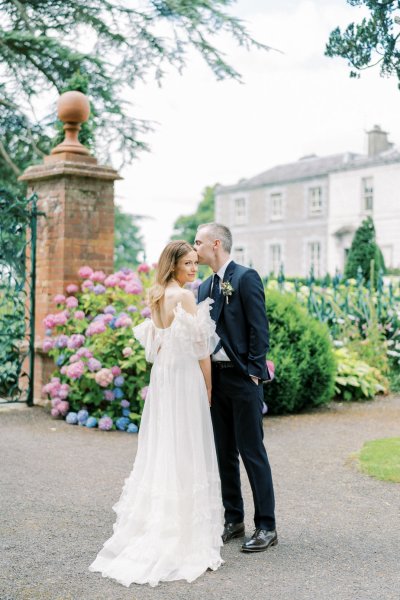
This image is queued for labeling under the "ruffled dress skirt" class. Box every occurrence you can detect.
[89,300,223,587]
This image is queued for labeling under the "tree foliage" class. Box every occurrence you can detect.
[0,0,269,191]
[171,185,215,243]
[325,1,400,86]
[114,204,146,271]
[344,216,385,285]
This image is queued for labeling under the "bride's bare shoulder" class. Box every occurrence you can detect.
[176,289,197,315]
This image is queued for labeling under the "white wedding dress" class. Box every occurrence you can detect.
[89,299,223,587]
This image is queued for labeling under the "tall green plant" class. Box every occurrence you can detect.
[344,217,385,286]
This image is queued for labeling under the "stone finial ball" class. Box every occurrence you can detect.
[57,91,90,124]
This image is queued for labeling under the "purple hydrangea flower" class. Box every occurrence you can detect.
[98,416,113,431]
[77,409,89,425]
[66,412,78,425]
[141,307,151,319]
[67,334,85,350]
[120,399,130,409]
[93,284,106,295]
[103,390,115,402]
[88,358,102,372]
[104,305,116,315]
[56,335,69,349]
[127,305,137,313]
[114,375,124,387]
[42,338,54,353]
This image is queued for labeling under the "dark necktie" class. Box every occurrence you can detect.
[209,274,223,354]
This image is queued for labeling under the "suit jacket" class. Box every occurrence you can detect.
[198,261,271,382]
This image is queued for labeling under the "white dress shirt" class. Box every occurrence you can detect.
[211,258,231,362]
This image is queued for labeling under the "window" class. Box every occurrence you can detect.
[270,244,281,275]
[233,246,247,265]
[362,177,373,211]
[308,241,321,276]
[308,187,323,215]
[270,192,283,220]
[234,197,247,225]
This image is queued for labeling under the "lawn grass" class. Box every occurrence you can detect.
[359,437,400,483]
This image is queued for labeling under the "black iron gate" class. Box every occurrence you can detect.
[0,190,39,405]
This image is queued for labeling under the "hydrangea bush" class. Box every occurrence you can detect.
[42,265,155,432]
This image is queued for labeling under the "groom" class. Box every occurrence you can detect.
[195,222,277,552]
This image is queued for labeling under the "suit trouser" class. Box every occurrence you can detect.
[210,364,276,531]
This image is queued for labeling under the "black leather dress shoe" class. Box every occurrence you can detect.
[241,528,278,552]
[222,522,245,543]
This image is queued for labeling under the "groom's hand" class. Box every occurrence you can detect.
[250,375,259,385]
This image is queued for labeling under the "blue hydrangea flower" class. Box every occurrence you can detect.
[116,416,130,431]
[56,354,65,366]
[113,387,124,399]
[86,416,98,428]
[122,408,130,417]
[127,423,138,433]
[66,412,78,425]
[77,409,89,425]
[109,317,117,330]
[114,375,124,387]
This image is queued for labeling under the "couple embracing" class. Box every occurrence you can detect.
[89,223,277,588]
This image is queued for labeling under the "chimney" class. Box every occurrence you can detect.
[367,124,391,156]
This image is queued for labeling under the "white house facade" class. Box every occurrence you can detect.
[215,126,400,277]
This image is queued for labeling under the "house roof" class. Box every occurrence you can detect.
[216,146,400,193]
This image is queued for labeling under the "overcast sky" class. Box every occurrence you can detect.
[115,0,400,263]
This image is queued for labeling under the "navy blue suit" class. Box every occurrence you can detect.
[198,261,276,530]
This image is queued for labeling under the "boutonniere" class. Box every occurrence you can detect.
[221,281,234,304]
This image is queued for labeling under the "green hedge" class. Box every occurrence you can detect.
[264,290,336,414]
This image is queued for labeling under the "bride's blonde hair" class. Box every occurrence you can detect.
[148,240,195,311]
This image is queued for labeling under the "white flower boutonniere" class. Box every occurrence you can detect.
[221,281,234,304]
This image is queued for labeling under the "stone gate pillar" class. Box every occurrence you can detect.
[19,91,121,404]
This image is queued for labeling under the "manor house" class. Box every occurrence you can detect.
[215,125,400,277]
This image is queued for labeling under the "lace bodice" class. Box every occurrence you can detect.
[133,298,218,362]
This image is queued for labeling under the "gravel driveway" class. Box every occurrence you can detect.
[1,395,399,600]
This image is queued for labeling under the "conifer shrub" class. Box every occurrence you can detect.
[344,217,385,286]
[264,290,336,414]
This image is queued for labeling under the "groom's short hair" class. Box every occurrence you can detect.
[198,222,232,253]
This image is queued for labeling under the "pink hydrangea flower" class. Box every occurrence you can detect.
[78,266,93,279]
[104,274,120,287]
[102,314,114,324]
[58,384,70,399]
[111,366,121,377]
[66,361,85,380]
[54,294,66,305]
[118,280,127,289]
[104,390,115,402]
[42,338,54,352]
[74,310,85,320]
[51,397,61,408]
[54,312,68,326]
[137,263,151,273]
[122,347,132,357]
[98,416,113,431]
[81,279,94,290]
[58,400,70,416]
[125,283,143,295]
[86,321,107,336]
[69,354,80,364]
[90,270,106,282]
[66,284,79,294]
[43,314,57,329]
[60,366,67,375]
[76,347,93,359]
[66,296,78,309]
[141,307,151,319]
[140,386,149,401]
[51,407,60,418]
[114,315,133,328]
[95,368,114,388]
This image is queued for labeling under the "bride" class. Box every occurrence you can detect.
[89,240,223,587]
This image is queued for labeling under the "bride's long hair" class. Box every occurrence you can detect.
[148,240,194,311]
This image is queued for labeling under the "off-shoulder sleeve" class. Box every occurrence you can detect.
[172,298,219,360]
[132,319,161,363]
